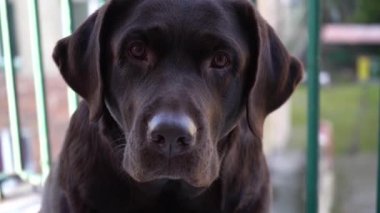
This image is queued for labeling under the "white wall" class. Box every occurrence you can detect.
[12,0,61,75]
[257,0,293,154]
[12,0,101,75]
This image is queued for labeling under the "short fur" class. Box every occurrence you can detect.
[41,0,303,212]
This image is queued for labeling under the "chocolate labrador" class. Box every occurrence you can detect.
[41,0,303,212]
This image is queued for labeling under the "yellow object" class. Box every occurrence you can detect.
[357,56,371,82]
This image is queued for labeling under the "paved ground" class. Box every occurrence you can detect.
[270,152,377,213]
[333,153,377,213]
[0,182,41,213]
[0,193,40,213]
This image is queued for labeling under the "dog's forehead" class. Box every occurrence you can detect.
[128,0,233,32]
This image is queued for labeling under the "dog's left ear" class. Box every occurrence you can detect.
[233,1,304,138]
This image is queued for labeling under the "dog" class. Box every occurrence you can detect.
[40,0,303,212]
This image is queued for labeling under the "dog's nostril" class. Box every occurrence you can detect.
[152,134,166,146]
[177,136,190,146]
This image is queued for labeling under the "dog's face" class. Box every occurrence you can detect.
[54,0,303,188]
[105,0,250,188]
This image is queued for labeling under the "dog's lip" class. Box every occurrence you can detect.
[133,173,212,189]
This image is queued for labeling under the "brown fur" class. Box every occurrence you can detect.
[41,0,303,212]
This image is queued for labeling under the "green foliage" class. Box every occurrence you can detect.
[353,0,380,23]
[290,83,380,154]
[323,0,355,23]
[323,0,380,23]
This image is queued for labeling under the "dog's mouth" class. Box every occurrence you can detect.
[122,139,220,188]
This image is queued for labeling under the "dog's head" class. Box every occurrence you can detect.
[54,0,303,188]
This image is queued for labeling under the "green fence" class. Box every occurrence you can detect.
[0,0,378,212]
[0,0,105,186]
[307,0,320,212]
[0,0,23,182]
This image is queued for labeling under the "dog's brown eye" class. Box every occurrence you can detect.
[211,52,231,69]
[128,41,147,60]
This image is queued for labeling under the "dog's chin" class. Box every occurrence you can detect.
[123,156,218,188]
[124,166,216,188]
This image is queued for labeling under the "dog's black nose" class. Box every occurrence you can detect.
[148,113,196,157]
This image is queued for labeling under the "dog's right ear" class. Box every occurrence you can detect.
[53,3,112,121]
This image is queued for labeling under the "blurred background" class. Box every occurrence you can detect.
[0,0,379,212]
